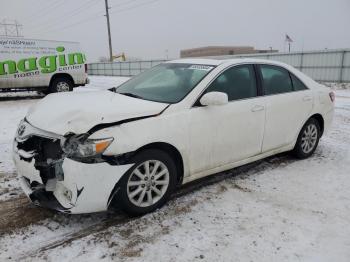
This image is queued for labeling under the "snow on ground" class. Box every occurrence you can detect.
[0,77,349,261]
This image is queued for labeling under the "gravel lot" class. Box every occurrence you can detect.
[0,77,349,262]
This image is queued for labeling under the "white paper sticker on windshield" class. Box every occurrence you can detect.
[188,65,213,71]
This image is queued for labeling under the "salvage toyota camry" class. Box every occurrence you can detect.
[13,58,334,215]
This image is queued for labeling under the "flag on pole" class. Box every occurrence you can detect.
[285,34,293,43]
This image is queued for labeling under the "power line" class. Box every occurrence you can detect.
[32,11,104,36]
[34,0,149,34]
[110,0,161,15]
[29,0,136,31]
[22,0,67,24]
[33,0,163,36]
[29,0,101,34]
[25,0,73,26]
[110,0,142,8]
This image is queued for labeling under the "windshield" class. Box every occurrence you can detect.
[116,63,215,103]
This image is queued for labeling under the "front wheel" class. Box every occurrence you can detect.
[293,118,321,159]
[117,149,177,216]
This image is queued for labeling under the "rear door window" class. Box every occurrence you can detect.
[290,73,308,91]
[259,65,293,95]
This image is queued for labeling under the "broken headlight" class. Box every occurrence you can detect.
[61,134,113,159]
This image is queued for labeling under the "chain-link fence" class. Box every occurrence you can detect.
[87,59,167,77]
[87,49,350,82]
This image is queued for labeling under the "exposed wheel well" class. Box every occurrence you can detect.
[135,142,184,185]
[309,113,324,137]
[49,73,74,88]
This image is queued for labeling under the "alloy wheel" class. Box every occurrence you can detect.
[301,123,318,154]
[127,160,170,208]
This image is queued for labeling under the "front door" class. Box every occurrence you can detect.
[188,64,266,175]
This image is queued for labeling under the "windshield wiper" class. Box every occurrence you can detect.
[117,92,144,100]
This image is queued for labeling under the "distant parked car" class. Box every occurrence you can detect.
[0,37,88,93]
[13,58,334,215]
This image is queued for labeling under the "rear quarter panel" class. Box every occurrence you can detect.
[312,84,334,134]
[285,65,334,135]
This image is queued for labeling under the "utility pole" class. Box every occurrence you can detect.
[104,0,113,62]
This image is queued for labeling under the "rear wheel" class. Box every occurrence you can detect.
[293,118,320,159]
[117,149,177,216]
[49,77,73,93]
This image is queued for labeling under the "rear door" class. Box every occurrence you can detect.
[257,64,313,152]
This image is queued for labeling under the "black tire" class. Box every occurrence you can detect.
[293,118,321,159]
[116,149,177,216]
[49,77,73,93]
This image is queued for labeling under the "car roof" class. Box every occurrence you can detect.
[167,58,223,66]
[167,58,290,68]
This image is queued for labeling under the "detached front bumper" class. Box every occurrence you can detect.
[13,122,132,214]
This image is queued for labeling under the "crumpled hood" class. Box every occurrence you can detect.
[26,91,168,135]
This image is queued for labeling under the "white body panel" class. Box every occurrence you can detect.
[26,90,168,135]
[13,58,334,214]
[188,97,265,174]
[262,90,314,151]
[13,147,133,214]
[0,38,87,89]
[57,159,133,213]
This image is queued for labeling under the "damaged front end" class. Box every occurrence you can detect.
[13,119,133,214]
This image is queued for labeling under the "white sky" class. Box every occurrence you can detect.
[1,0,350,62]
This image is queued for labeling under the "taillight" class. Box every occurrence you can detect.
[329,91,335,103]
[84,64,88,73]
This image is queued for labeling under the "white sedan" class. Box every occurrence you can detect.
[13,58,334,215]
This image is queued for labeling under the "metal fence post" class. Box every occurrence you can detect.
[339,51,346,83]
[300,52,304,72]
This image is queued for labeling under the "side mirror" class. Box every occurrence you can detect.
[200,92,228,106]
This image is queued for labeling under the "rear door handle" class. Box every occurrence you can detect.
[251,105,264,112]
[303,95,312,101]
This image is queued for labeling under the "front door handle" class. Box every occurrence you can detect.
[251,105,264,112]
[303,95,312,101]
